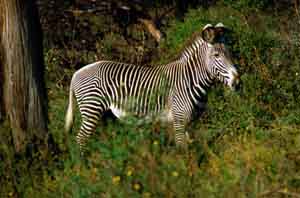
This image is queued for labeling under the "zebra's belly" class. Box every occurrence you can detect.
[110,105,127,119]
[109,104,173,124]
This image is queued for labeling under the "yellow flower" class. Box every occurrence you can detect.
[172,171,179,177]
[143,192,151,197]
[112,176,121,184]
[126,166,135,176]
[127,169,133,176]
[133,183,141,191]
[92,167,98,173]
[153,140,159,145]
[8,192,13,197]
[282,187,288,193]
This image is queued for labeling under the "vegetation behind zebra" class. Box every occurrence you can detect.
[1,0,299,197]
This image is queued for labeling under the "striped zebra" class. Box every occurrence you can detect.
[65,23,239,151]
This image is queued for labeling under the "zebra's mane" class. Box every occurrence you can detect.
[181,30,203,50]
[174,30,206,60]
[180,37,205,60]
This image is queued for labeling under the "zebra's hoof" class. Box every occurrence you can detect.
[187,138,194,144]
[175,142,188,153]
[185,132,194,144]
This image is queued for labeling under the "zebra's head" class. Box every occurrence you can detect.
[201,23,239,90]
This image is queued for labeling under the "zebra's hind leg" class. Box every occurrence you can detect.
[76,115,100,154]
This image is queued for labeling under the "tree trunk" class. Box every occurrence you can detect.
[0,46,3,122]
[0,0,48,153]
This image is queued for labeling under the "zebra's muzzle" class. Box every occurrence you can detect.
[230,72,240,91]
[227,67,240,91]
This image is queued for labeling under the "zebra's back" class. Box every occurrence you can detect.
[72,60,172,120]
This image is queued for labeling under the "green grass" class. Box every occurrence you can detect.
[38,85,300,197]
[1,2,300,197]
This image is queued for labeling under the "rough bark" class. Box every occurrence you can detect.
[0,45,3,122]
[0,0,48,152]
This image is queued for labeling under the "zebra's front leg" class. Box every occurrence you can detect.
[173,119,189,150]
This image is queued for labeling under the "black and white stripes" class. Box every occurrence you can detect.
[65,23,239,151]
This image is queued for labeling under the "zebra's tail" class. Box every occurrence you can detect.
[65,82,74,133]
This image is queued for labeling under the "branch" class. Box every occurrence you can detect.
[66,7,107,15]
[138,18,162,43]
[259,187,300,198]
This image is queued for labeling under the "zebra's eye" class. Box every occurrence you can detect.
[214,53,220,58]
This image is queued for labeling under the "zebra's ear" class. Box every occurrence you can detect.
[215,22,228,37]
[202,24,215,43]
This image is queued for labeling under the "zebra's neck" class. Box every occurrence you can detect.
[179,40,213,94]
[150,37,213,95]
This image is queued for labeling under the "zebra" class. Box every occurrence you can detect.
[65,23,240,151]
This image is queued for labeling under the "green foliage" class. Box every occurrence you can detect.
[223,0,272,11]
[1,1,300,197]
